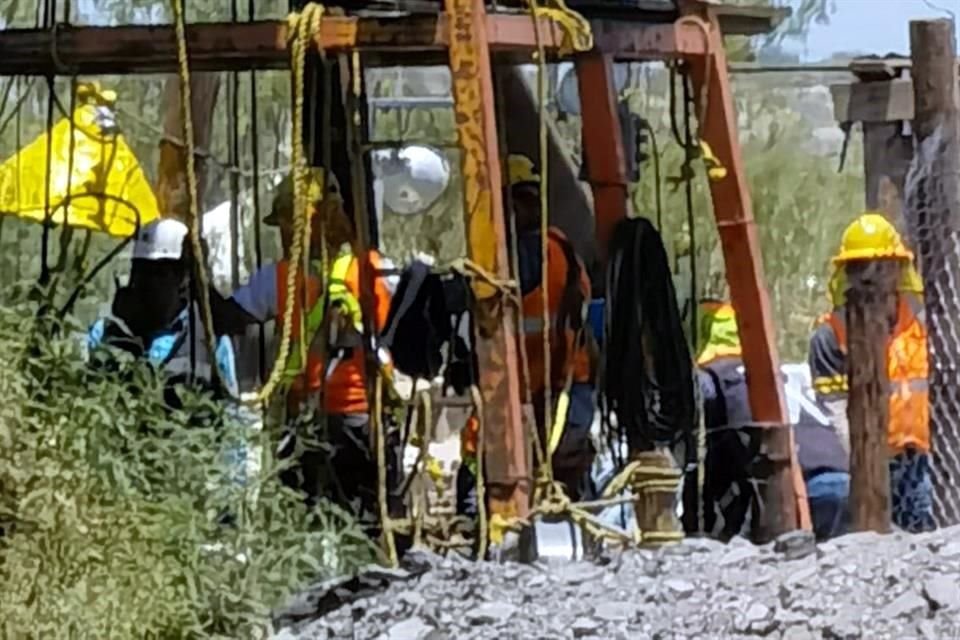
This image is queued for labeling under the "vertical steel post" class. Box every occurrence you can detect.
[446,0,530,521]
[576,52,629,266]
[683,11,810,533]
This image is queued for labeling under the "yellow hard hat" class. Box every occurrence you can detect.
[507,154,539,187]
[264,167,341,226]
[833,212,913,264]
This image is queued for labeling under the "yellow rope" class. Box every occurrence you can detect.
[373,375,399,566]
[254,3,326,406]
[171,0,220,387]
[469,384,489,559]
[528,0,556,492]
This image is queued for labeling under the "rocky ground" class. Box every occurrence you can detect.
[273,526,960,640]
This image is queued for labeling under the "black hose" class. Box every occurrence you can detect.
[601,218,695,454]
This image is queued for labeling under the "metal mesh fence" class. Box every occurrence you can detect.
[904,122,960,527]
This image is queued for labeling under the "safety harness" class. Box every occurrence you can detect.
[281,251,360,386]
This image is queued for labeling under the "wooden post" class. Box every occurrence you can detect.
[845,261,897,533]
[908,19,960,526]
[156,74,221,221]
[862,122,913,231]
[830,62,915,237]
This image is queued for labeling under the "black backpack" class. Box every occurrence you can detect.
[381,261,479,395]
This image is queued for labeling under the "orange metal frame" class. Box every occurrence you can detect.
[574,7,809,532]
[0,0,808,532]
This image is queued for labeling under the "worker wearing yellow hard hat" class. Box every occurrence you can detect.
[809,212,932,533]
[210,166,401,538]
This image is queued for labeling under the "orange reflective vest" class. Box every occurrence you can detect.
[276,250,392,415]
[521,228,592,394]
[816,295,930,453]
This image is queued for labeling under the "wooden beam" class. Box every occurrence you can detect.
[861,122,913,233]
[831,79,915,123]
[0,16,567,76]
[908,18,960,528]
[845,261,896,534]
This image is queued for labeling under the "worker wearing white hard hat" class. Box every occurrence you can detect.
[87,217,238,402]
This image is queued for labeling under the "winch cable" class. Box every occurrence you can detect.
[601,218,695,458]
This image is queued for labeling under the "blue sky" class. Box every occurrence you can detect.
[784,0,959,60]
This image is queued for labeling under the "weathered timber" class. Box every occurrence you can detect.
[907,19,960,527]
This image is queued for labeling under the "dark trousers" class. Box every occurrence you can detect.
[806,471,850,540]
[279,412,403,538]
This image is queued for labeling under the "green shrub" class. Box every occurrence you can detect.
[0,302,374,638]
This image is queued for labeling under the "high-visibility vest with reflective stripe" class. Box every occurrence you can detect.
[816,295,930,453]
[521,228,592,393]
[279,253,359,385]
[275,250,390,414]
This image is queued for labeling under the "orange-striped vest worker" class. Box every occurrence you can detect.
[521,227,592,395]
[275,250,393,415]
[812,295,929,453]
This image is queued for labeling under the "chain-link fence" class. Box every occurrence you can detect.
[904,121,960,528]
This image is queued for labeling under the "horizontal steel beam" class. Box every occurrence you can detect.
[0,15,567,76]
[591,18,709,59]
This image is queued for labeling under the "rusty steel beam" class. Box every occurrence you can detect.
[590,18,709,59]
[446,0,530,522]
[682,11,811,533]
[0,15,565,76]
[576,52,629,265]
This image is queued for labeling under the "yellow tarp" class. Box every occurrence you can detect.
[0,88,158,237]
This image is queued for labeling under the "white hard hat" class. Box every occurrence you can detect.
[132,218,189,261]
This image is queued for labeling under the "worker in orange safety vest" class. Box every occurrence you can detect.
[457,154,597,515]
[211,167,400,530]
[808,212,933,533]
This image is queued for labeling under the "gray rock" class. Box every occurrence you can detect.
[571,617,597,638]
[937,540,960,558]
[922,574,960,610]
[593,601,638,623]
[721,546,761,567]
[466,602,518,625]
[832,531,882,548]
[386,617,435,640]
[884,590,928,619]
[784,564,818,587]
[558,563,605,586]
[780,626,817,640]
[398,590,427,610]
[822,616,860,640]
[916,619,939,640]
[664,579,696,598]
[740,602,777,635]
[775,531,816,561]
[682,537,727,553]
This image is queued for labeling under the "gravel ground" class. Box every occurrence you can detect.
[273,526,960,640]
